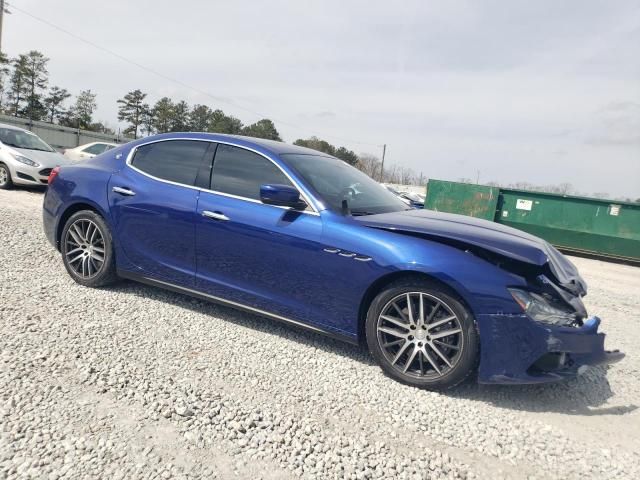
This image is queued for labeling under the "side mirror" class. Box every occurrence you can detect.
[260,184,307,210]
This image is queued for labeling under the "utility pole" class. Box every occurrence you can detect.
[379,144,386,182]
[0,0,5,53]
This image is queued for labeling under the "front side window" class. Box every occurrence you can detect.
[131,140,210,186]
[83,143,109,155]
[211,144,293,200]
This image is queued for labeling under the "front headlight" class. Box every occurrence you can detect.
[508,288,577,326]
[12,153,40,167]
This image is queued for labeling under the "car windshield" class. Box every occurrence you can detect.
[282,154,410,215]
[0,128,55,152]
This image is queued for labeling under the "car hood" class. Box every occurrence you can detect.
[354,209,587,296]
[11,147,74,168]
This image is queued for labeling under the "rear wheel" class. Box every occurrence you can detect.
[61,210,118,287]
[0,163,13,189]
[366,280,478,390]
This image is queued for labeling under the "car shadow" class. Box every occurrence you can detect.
[104,279,635,417]
[13,185,47,194]
[451,368,637,416]
[105,278,374,362]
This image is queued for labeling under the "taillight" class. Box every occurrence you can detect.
[48,166,61,185]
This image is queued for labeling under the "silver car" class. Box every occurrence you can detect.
[0,123,71,189]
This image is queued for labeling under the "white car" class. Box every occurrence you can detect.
[0,124,73,189]
[381,184,412,205]
[63,141,117,161]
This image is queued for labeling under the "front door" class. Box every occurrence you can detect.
[195,144,328,327]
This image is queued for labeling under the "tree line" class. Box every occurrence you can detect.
[115,89,282,142]
[0,50,107,132]
[0,49,422,184]
[0,50,285,141]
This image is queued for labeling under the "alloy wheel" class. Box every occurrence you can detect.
[376,292,464,379]
[64,219,106,278]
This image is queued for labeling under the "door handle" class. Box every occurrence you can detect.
[202,210,229,221]
[112,186,136,196]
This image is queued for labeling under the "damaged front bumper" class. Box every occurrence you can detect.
[476,314,625,384]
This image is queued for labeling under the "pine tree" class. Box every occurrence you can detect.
[117,89,147,139]
[7,54,29,116]
[62,90,97,129]
[170,100,190,132]
[21,51,50,120]
[152,97,174,133]
[190,104,213,131]
[209,109,243,134]
[43,86,71,123]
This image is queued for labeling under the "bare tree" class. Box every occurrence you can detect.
[356,153,381,178]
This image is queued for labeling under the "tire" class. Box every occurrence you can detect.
[61,210,118,287]
[0,163,13,190]
[365,279,479,390]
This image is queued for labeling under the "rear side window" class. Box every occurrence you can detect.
[83,143,110,155]
[132,140,210,186]
[211,144,292,200]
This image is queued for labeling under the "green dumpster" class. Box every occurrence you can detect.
[424,180,499,221]
[496,190,640,262]
[424,179,640,263]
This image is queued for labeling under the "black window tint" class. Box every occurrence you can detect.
[211,144,292,200]
[83,144,104,155]
[132,140,209,186]
[96,144,113,154]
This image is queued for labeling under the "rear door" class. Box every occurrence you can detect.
[108,139,214,286]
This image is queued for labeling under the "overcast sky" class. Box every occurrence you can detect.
[5,0,640,198]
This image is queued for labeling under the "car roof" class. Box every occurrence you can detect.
[0,123,30,133]
[78,141,118,147]
[136,132,335,159]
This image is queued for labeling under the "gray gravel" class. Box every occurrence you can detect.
[1,188,639,479]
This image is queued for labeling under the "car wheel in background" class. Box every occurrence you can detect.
[61,210,118,287]
[366,280,479,390]
[0,163,13,189]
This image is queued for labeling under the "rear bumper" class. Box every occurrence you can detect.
[42,191,59,249]
[476,314,624,384]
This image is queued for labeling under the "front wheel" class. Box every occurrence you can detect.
[366,280,479,390]
[0,163,13,189]
[61,210,118,287]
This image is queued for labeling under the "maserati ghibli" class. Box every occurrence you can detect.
[42,133,623,389]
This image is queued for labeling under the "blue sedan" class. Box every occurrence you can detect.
[42,133,623,389]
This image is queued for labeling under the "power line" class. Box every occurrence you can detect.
[9,4,384,149]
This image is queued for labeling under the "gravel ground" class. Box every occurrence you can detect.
[1,188,639,480]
